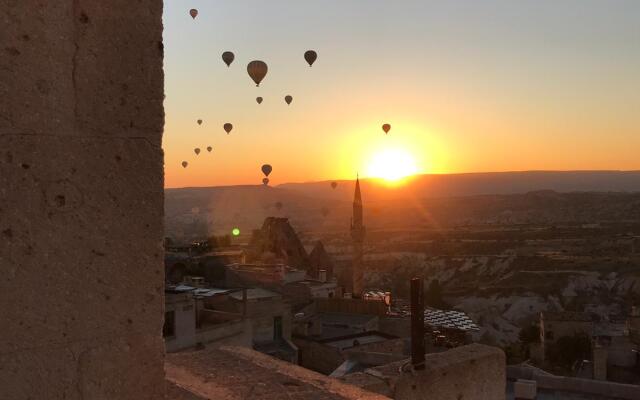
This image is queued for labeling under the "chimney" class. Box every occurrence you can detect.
[319,269,327,283]
[411,277,425,370]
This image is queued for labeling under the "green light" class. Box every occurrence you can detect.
[232,228,240,236]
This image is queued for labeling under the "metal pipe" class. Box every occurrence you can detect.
[411,277,425,370]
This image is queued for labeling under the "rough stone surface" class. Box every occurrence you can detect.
[0,1,164,143]
[343,344,506,400]
[166,346,390,400]
[246,217,309,269]
[0,1,165,398]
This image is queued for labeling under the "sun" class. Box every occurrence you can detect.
[366,148,419,182]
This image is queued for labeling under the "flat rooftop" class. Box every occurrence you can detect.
[229,287,280,301]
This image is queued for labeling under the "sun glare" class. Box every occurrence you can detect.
[366,148,419,182]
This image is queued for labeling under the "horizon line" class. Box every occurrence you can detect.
[165,169,640,190]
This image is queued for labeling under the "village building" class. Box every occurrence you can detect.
[164,285,251,353]
[539,311,594,360]
[227,288,298,363]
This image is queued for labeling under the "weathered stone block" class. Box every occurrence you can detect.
[0,134,164,353]
[0,1,163,144]
[1,0,165,398]
[0,2,76,135]
[0,334,164,399]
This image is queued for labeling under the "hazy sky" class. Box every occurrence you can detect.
[163,1,640,188]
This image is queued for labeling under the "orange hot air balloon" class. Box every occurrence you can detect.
[331,182,337,189]
[256,97,263,104]
[247,60,268,87]
[304,50,317,67]
[181,161,188,168]
[262,178,270,186]
[189,9,198,19]
[382,124,391,134]
[194,148,201,155]
[206,146,212,152]
[222,51,235,67]
[224,123,233,134]
[284,95,293,105]
[197,119,203,125]
[261,164,272,177]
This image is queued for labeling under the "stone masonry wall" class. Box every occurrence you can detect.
[0,2,165,399]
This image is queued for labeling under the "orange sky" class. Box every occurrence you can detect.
[163,1,640,188]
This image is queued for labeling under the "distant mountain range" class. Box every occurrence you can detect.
[165,171,640,238]
[277,170,640,202]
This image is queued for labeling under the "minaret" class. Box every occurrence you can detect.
[350,175,365,298]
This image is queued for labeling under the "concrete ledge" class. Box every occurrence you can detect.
[166,345,390,399]
[344,344,506,400]
[508,365,640,400]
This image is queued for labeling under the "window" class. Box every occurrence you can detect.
[273,316,283,340]
[163,311,175,338]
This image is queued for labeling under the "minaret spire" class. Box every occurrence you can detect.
[351,175,365,298]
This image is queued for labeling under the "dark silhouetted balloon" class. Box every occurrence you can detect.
[194,148,200,155]
[206,146,212,152]
[331,182,338,189]
[189,9,198,19]
[247,60,268,87]
[222,51,235,67]
[275,201,283,211]
[224,123,233,134]
[262,178,270,186]
[256,97,263,104]
[261,164,272,177]
[181,161,188,168]
[382,124,391,134]
[285,95,293,105]
[197,119,203,125]
[304,50,317,67]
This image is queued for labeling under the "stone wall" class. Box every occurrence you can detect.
[343,344,506,400]
[294,337,345,375]
[0,1,165,398]
[508,365,640,400]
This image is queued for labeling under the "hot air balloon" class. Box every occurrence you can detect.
[331,182,338,189]
[194,148,200,155]
[224,123,233,134]
[285,95,293,105]
[256,97,263,104]
[206,146,212,152]
[222,51,235,67]
[181,161,188,168]
[382,124,391,134]
[275,201,283,211]
[197,119,203,125]
[189,9,198,19]
[247,60,268,87]
[262,178,270,186]
[304,50,317,67]
[261,164,272,177]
